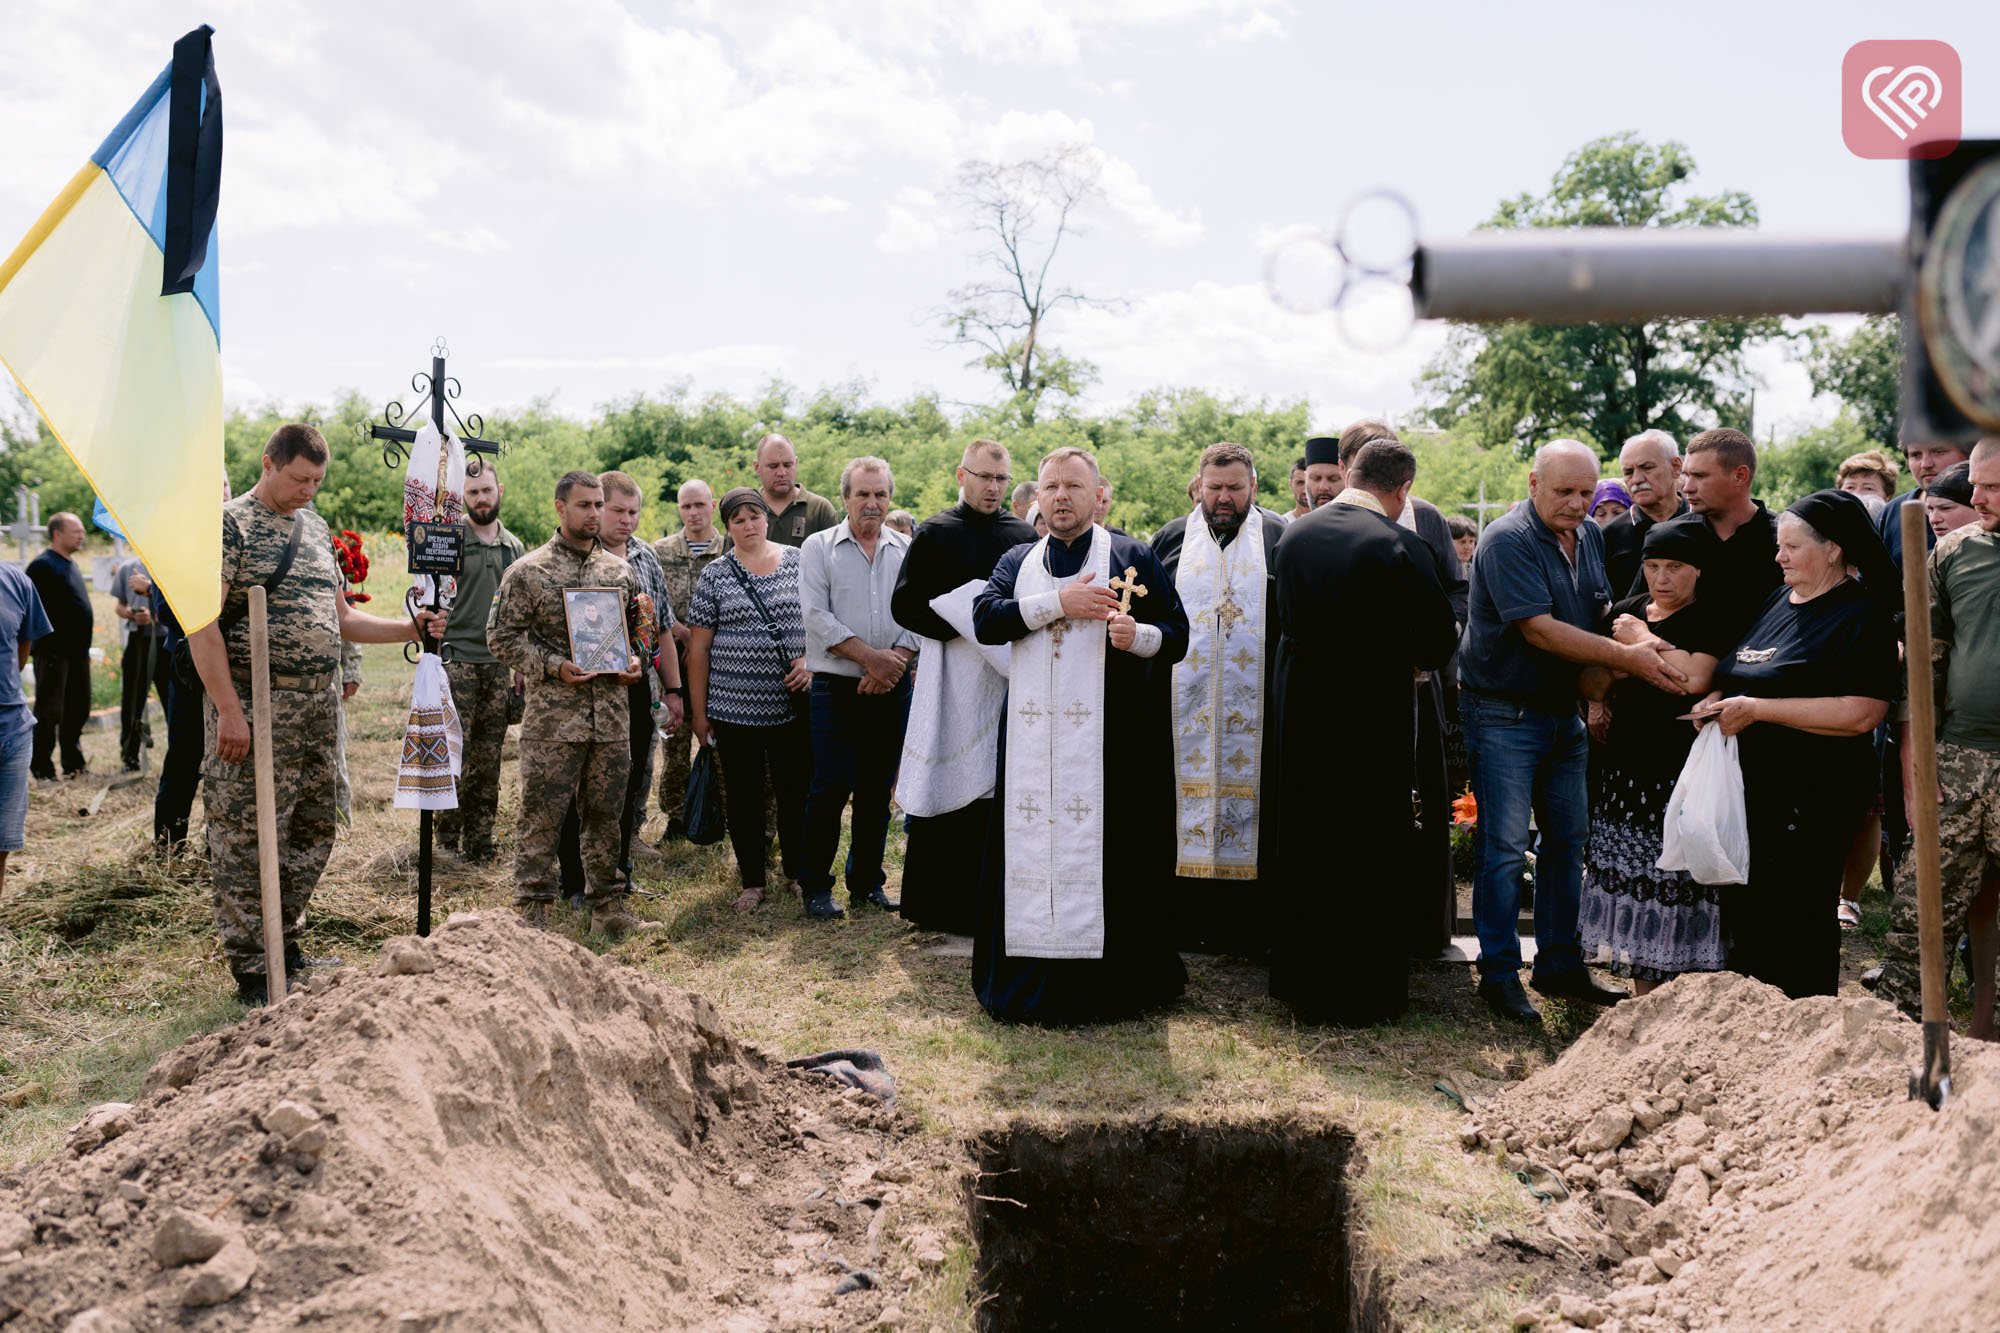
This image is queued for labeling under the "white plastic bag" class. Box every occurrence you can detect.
[1657,724,1751,885]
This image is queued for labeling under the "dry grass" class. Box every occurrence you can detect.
[4,638,1820,1327]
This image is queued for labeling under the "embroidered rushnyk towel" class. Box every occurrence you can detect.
[394,650,462,810]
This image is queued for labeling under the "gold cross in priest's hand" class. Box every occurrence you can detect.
[1108,566,1148,616]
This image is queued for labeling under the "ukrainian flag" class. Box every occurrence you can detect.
[0,26,223,631]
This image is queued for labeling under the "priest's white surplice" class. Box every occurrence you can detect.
[897,579,1011,819]
[1000,527,1111,959]
[1170,506,1266,880]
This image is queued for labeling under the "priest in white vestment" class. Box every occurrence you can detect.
[1149,442,1284,954]
[971,446,1190,1024]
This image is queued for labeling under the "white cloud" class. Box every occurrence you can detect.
[1094,152,1203,246]
[964,109,1203,247]
[693,0,1283,67]
[1217,7,1286,41]
[1746,322,1848,438]
[1054,278,1443,425]
[426,226,510,254]
[0,0,1203,289]
[876,188,942,253]
[786,193,854,215]
[219,358,270,408]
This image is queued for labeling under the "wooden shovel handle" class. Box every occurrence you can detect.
[248,586,286,1002]
[1901,503,1945,1028]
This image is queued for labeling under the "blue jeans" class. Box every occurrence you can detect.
[1461,693,1589,979]
[799,674,912,902]
[0,721,30,852]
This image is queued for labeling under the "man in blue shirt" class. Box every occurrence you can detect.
[1878,437,1971,569]
[1459,440,1688,1023]
[0,561,53,893]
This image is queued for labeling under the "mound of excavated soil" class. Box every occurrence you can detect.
[0,914,935,1331]
[1464,972,2000,1331]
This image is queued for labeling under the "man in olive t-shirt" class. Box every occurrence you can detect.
[438,465,525,861]
[1879,437,2000,1030]
[754,433,838,548]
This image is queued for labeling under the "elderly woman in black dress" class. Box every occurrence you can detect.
[1690,490,1900,998]
[1578,516,1727,994]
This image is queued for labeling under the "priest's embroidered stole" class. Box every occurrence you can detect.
[1171,507,1266,880]
[1002,527,1110,959]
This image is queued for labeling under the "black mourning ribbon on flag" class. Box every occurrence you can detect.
[161,24,222,297]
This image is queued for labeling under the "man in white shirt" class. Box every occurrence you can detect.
[796,456,919,919]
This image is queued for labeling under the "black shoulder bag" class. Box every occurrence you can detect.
[172,517,304,691]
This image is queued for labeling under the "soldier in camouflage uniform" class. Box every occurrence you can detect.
[486,470,657,938]
[187,425,443,1004]
[1879,443,2000,1032]
[555,471,681,899]
[654,479,727,831]
[438,464,524,861]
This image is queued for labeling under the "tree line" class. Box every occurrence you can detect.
[0,380,1879,548]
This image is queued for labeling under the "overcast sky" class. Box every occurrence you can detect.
[3,1,1993,440]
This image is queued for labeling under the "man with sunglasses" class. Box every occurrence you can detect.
[890,439,1036,933]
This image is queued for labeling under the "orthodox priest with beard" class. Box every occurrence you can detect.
[1150,442,1283,954]
[1270,440,1459,1025]
[890,439,1036,934]
[971,447,1190,1024]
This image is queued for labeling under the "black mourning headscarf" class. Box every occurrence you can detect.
[1928,462,1975,507]
[1640,513,1717,568]
[1785,488,1900,615]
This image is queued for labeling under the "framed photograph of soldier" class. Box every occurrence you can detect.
[563,587,630,673]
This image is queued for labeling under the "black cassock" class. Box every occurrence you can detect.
[971,529,1190,1024]
[889,501,1038,935]
[1269,502,1458,1025]
[1407,498,1468,957]
[1151,507,1284,954]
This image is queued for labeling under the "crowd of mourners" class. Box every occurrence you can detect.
[2,419,1995,1034]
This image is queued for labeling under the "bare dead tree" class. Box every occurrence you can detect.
[937,144,1121,424]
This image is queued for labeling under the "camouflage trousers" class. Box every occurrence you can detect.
[438,660,510,857]
[203,684,339,978]
[514,737,629,907]
[1879,742,2000,1019]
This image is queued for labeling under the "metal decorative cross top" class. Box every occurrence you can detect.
[366,338,503,935]
[370,337,501,575]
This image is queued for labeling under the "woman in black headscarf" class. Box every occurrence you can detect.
[1690,489,1901,998]
[1579,516,1730,994]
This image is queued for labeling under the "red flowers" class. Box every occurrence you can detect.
[332,529,372,604]
[1451,791,1478,828]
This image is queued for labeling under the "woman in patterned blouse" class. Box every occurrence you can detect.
[686,487,811,910]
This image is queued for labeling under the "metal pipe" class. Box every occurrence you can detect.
[1411,230,1905,323]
